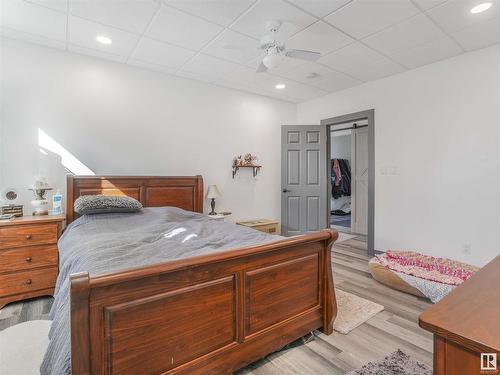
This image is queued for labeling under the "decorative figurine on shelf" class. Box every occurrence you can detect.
[243,153,257,166]
[233,153,258,167]
[29,177,53,216]
[206,185,221,215]
[232,153,261,179]
[233,155,244,166]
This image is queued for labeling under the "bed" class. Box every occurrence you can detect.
[47,175,338,375]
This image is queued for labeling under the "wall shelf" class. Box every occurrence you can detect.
[232,165,262,179]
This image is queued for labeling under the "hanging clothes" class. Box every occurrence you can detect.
[331,158,351,199]
[333,159,342,186]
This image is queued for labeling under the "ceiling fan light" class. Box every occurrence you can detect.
[263,53,284,69]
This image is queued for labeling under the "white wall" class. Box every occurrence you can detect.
[298,44,500,266]
[0,38,296,222]
[330,132,351,164]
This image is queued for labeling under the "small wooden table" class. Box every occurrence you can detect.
[419,255,500,375]
[236,219,280,234]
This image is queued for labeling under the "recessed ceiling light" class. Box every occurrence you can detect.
[96,35,112,45]
[275,84,286,90]
[470,2,492,13]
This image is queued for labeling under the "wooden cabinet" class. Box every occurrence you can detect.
[0,215,65,308]
[237,219,280,234]
[419,255,500,375]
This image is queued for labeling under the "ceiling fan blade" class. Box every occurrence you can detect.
[285,49,321,61]
[256,62,268,73]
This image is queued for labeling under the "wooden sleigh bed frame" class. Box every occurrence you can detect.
[67,175,338,375]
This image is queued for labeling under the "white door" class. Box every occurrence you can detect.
[351,127,368,234]
[281,126,328,236]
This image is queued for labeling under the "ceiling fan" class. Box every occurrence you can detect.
[227,20,321,73]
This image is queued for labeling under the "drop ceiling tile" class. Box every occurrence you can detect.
[287,20,354,55]
[224,65,277,85]
[214,79,259,94]
[274,62,360,91]
[411,0,447,10]
[69,0,159,34]
[427,0,500,33]
[324,0,419,39]
[230,0,317,40]
[256,78,329,100]
[176,70,218,83]
[129,58,177,74]
[319,42,387,72]
[2,0,67,42]
[132,37,196,70]
[363,14,447,56]
[286,0,352,18]
[214,78,294,101]
[202,29,262,64]
[1,27,66,49]
[452,15,500,51]
[69,44,128,63]
[26,0,68,12]
[390,36,462,69]
[164,0,256,26]
[180,53,243,80]
[146,5,223,50]
[346,56,405,81]
[69,16,140,57]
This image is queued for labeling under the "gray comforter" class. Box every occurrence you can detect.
[41,207,279,375]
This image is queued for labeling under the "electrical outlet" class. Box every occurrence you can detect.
[380,167,387,175]
[463,244,472,254]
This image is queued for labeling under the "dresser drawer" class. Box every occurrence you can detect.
[0,245,58,273]
[0,267,57,296]
[0,223,58,250]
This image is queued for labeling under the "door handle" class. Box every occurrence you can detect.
[282,189,291,193]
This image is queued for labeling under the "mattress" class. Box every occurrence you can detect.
[41,207,280,375]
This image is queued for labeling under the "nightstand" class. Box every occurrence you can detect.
[0,214,65,309]
[236,219,280,234]
[206,213,231,221]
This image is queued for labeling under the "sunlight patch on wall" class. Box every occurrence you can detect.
[38,128,94,175]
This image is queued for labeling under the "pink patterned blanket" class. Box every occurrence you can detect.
[371,250,479,285]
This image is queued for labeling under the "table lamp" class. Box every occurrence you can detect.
[206,185,221,215]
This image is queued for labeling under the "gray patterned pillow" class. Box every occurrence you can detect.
[74,195,143,215]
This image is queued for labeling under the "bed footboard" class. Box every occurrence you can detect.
[70,229,338,375]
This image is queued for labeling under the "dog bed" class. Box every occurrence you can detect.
[369,251,479,303]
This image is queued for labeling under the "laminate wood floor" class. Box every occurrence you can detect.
[0,235,433,374]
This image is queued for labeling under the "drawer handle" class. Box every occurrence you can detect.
[25,256,32,262]
[26,234,32,240]
[26,279,32,285]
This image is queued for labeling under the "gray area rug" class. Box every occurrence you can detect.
[347,350,432,375]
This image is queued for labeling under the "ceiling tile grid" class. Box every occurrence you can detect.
[2,0,500,103]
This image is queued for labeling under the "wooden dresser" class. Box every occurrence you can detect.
[0,215,65,309]
[419,255,500,375]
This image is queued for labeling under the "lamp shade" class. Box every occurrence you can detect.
[206,185,221,199]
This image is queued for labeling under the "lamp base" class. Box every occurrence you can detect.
[208,198,217,215]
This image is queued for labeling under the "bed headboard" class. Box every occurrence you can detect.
[66,175,204,224]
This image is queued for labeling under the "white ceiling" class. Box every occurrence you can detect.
[1,0,500,103]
